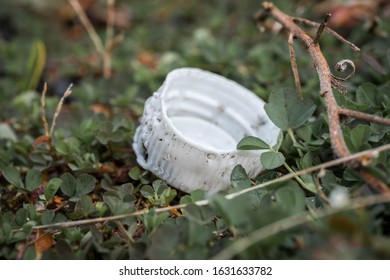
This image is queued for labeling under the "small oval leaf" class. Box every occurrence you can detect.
[26,169,42,192]
[230,164,251,189]
[237,136,270,150]
[261,151,285,169]
[44,178,62,201]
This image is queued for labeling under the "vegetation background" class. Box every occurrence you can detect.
[1,0,390,259]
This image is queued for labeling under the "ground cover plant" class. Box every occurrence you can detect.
[1,0,390,259]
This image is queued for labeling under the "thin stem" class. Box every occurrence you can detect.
[40,83,49,137]
[339,108,390,126]
[315,173,330,205]
[358,168,389,193]
[68,0,105,55]
[105,0,115,48]
[103,0,115,78]
[283,162,316,193]
[288,33,303,100]
[287,127,303,157]
[292,17,360,51]
[115,221,134,243]
[49,84,73,137]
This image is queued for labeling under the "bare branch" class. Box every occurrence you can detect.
[339,108,390,126]
[313,13,331,45]
[292,17,360,52]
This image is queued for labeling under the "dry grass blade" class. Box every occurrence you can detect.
[49,84,73,137]
[40,83,49,137]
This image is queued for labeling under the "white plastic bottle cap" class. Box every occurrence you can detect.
[133,68,280,193]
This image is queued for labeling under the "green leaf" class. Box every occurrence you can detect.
[15,208,28,226]
[44,178,62,201]
[140,185,154,199]
[236,136,270,150]
[264,88,316,130]
[103,195,133,215]
[2,223,12,239]
[41,210,55,225]
[296,125,313,143]
[22,40,46,91]
[22,221,36,236]
[256,171,283,184]
[184,204,216,224]
[356,83,378,108]
[180,190,206,204]
[76,174,96,195]
[79,194,96,216]
[146,223,180,259]
[0,123,17,142]
[24,204,37,220]
[272,130,284,151]
[25,169,42,192]
[96,130,110,145]
[152,180,168,196]
[230,164,251,189]
[299,152,313,169]
[1,166,24,189]
[60,173,76,197]
[143,209,170,233]
[160,187,177,205]
[346,124,371,152]
[55,137,81,156]
[128,167,141,180]
[118,183,136,203]
[300,174,317,194]
[210,194,254,234]
[274,182,306,215]
[260,151,285,169]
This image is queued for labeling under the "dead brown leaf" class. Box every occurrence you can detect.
[33,135,51,149]
[34,229,54,259]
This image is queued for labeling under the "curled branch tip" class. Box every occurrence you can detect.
[331,59,356,93]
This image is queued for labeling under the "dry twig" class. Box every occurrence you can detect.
[312,13,331,45]
[40,83,49,137]
[288,33,303,99]
[292,16,360,52]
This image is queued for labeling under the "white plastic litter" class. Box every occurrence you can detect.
[133,68,280,193]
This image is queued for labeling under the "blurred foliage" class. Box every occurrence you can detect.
[1,0,390,260]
